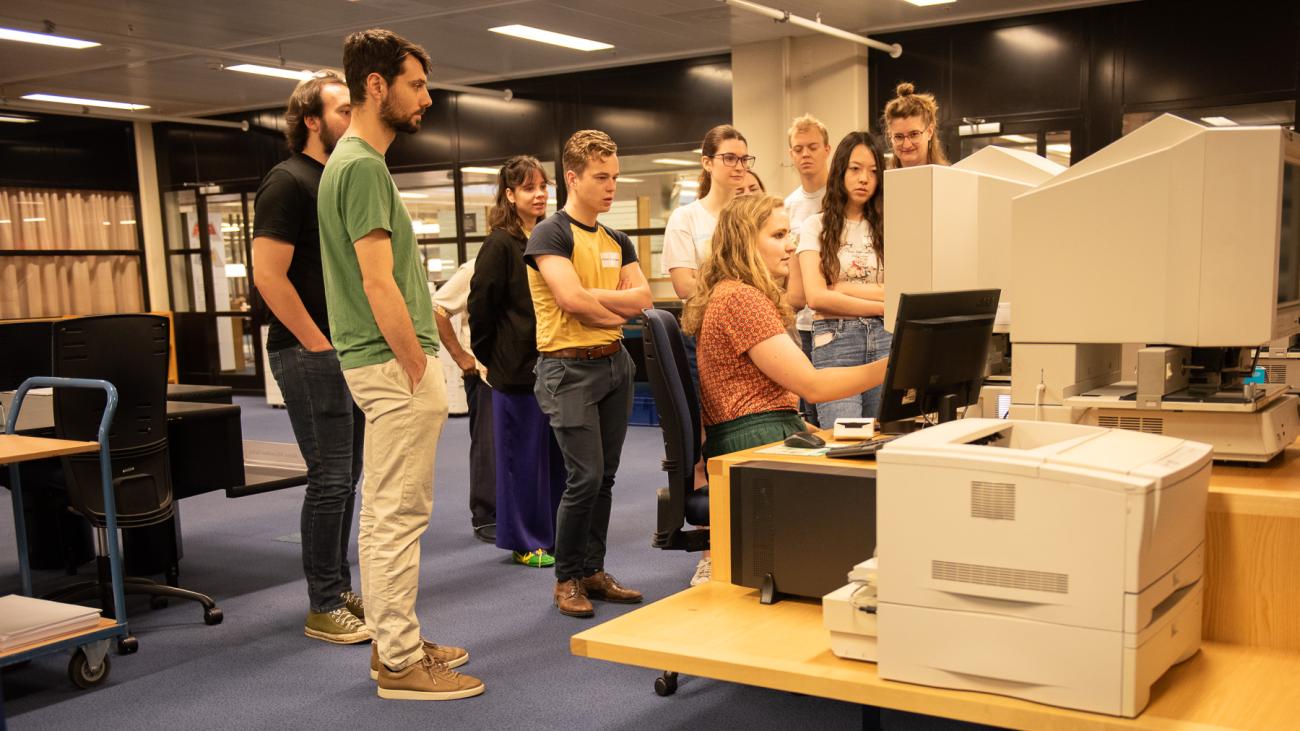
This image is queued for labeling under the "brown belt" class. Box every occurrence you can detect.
[540,341,622,360]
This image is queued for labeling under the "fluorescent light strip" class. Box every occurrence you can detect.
[399,192,430,199]
[904,0,957,6]
[1200,116,1237,127]
[460,166,501,175]
[488,24,612,52]
[225,63,313,81]
[0,114,37,124]
[653,158,699,167]
[0,26,99,49]
[617,177,643,183]
[22,93,149,111]
[23,217,47,223]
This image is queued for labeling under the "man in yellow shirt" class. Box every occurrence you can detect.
[524,129,653,618]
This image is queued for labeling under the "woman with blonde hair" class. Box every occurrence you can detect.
[683,194,888,459]
[882,82,949,168]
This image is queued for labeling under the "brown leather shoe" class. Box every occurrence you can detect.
[376,655,484,701]
[554,578,594,617]
[370,639,469,680]
[580,571,643,604]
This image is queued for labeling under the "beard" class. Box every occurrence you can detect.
[320,124,341,154]
[380,95,422,134]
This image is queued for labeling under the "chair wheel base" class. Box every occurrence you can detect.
[654,671,678,696]
[204,607,223,625]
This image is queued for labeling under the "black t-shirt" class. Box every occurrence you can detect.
[253,153,329,352]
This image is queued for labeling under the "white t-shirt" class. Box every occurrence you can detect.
[784,185,825,331]
[660,200,718,278]
[783,185,825,235]
[794,213,883,318]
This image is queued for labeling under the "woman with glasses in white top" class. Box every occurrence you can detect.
[883,82,950,168]
[663,125,756,299]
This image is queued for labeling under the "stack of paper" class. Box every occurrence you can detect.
[0,595,102,652]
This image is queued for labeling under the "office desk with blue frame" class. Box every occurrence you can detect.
[571,432,1300,729]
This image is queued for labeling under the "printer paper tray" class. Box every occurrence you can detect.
[878,581,1203,718]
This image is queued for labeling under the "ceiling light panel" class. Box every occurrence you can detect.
[225,64,313,81]
[21,93,149,110]
[0,26,100,49]
[488,25,613,52]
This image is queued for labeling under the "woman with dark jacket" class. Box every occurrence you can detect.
[467,155,566,568]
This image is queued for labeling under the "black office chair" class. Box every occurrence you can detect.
[640,309,709,552]
[45,314,222,626]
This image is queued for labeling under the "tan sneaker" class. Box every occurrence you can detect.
[376,655,484,701]
[341,590,365,622]
[370,639,468,680]
[304,607,370,644]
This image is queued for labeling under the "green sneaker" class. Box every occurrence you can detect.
[512,549,555,568]
[341,590,365,622]
[305,607,370,645]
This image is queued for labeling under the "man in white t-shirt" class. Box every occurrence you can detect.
[784,113,831,423]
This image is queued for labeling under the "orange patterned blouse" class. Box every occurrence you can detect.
[697,280,800,426]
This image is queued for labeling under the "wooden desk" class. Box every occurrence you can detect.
[572,582,1300,730]
[571,434,1300,728]
[0,435,98,464]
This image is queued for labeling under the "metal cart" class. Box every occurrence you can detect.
[1,377,136,689]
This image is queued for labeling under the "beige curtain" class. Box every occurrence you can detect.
[0,187,143,319]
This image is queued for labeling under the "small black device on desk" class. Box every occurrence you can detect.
[825,435,899,459]
[782,430,825,449]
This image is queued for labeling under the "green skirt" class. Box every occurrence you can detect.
[703,410,806,460]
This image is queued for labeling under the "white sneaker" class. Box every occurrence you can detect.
[689,557,712,587]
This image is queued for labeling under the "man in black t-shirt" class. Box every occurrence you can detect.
[252,71,368,645]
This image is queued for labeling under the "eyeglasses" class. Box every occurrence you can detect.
[709,153,757,169]
[890,130,927,145]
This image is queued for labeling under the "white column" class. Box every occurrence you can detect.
[133,121,169,311]
[732,34,872,196]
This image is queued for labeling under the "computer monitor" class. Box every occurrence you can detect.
[1012,115,1300,347]
[878,289,1000,429]
[884,146,1064,333]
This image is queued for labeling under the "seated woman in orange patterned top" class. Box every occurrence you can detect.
[681,194,889,459]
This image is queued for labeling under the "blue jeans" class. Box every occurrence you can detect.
[268,345,364,613]
[534,347,635,581]
[811,317,893,426]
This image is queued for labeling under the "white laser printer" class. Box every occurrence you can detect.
[874,418,1210,718]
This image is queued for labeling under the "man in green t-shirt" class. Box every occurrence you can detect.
[318,28,484,702]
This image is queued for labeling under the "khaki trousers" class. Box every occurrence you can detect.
[343,353,447,671]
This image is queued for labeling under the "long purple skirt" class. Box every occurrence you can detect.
[492,389,567,553]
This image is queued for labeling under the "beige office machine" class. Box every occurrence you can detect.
[875,419,1210,717]
[1009,115,1300,461]
[884,146,1065,379]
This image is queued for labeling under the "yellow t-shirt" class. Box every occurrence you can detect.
[524,210,638,351]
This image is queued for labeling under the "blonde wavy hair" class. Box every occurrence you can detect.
[681,194,794,336]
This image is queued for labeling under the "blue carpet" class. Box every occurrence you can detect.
[0,395,858,729]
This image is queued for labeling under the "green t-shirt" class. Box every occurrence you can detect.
[317,136,438,369]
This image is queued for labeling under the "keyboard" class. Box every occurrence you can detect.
[825,435,900,460]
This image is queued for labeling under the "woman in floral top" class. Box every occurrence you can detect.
[788,130,890,426]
